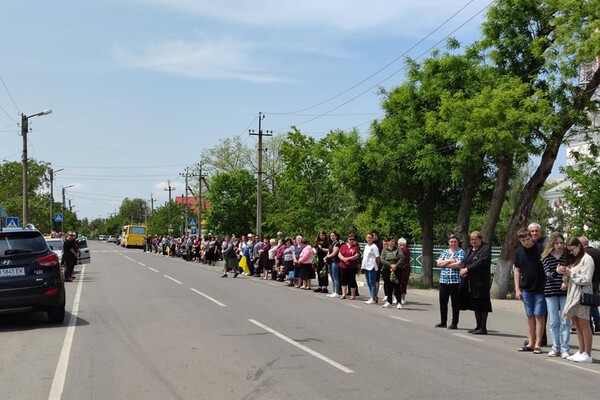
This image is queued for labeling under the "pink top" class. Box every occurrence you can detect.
[298,245,314,264]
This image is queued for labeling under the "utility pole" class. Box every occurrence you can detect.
[150,193,155,214]
[164,180,175,235]
[49,168,63,231]
[186,164,207,237]
[249,112,272,239]
[21,109,52,226]
[61,184,74,233]
[179,167,190,235]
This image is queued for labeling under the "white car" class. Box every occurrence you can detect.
[98,235,107,241]
[107,235,117,243]
[45,237,91,265]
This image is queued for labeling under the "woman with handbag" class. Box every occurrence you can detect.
[560,237,595,363]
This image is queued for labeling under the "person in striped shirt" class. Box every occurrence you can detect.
[435,234,465,329]
[541,232,570,358]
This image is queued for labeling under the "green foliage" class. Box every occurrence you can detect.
[204,169,256,236]
[119,198,148,225]
[562,155,600,239]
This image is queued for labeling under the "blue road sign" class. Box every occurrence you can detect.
[188,218,198,226]
[54,213,63,222]
[191,228,198,235]
[6,217,19,228]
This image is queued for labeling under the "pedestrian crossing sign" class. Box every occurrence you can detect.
[54,213,63,222]
[6,217,19,228]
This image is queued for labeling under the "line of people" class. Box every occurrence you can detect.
[435,223,599,364]
[213,230,412,308]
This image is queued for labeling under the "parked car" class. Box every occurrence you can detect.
[0,227,66,323]
[98,235,107,241]
[45,236,91,265]
[107,235,117,243]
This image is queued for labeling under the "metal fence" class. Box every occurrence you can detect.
[359,243,502,275]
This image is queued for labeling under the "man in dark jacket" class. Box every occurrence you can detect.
[580,236,600,333]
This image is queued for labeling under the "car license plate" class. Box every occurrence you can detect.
[0,267,26,277]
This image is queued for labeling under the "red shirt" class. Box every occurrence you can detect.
[339,243,360,269]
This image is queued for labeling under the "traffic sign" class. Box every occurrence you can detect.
[0,207,7,219]
[54,213,63,222]
[6,217,19,228]
[188,218,198,227]
[191,228,197,235]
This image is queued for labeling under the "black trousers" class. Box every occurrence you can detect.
[439,283,460,326]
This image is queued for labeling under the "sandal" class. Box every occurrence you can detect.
[517,346,533,352]
[533,348,542,354]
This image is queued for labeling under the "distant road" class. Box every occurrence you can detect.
[1,242,599,400]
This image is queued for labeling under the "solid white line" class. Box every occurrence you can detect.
[148,267,160,273]
[453,333,484,342]
[48,266,86,400]
[190,288,227,307]
[163,275,182,284]
[346,304,361,309]
[137,262,146,267]
[548,358,600,374]
[248,319,354,374]
[124,256,134,261]
[389,315,411,322]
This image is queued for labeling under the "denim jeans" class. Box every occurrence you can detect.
[364,269,378,298]
[545,295,570,352]
[328,261,340,294]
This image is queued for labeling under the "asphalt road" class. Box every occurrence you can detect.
[1,242,599,400]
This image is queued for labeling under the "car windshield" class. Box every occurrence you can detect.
[0,232,48,256]
[46,240,64,251]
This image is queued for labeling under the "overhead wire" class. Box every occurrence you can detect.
[0,74,20,114]
[280,0,478,115]
[279,1,494,130]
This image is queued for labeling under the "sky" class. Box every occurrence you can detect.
[0,0,565,221]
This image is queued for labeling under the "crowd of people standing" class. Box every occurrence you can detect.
[144,230,412,307]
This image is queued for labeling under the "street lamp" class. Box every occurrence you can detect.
[61,184,74,233]
[49,168,63,231]
[22,109,53,226]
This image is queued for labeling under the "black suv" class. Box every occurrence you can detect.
[0,227,66,323]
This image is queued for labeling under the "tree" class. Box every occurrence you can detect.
[0,159,52,231]
[204,170,256,236]
[485,0,600,298]
[118,198,148,225]
[562,154,600,238]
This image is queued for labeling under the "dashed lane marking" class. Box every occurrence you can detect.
[190,288,227,307]
[248,319,354,374]
[163,275,182,284]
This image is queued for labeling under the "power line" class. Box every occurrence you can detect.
[0,74,20,114]
[279,0,478,116]
[278,1,493,130]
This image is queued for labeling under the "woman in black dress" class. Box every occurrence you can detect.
[459,231,492,335]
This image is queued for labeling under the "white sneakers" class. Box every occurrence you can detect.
[560,351,570,359]
[401,299,407,305]
[566,351,594,363]
[547,350,559,357]
[382,302,391,308]
[397,303,403,309]
[327,292,339,298]
[364,298,376,304]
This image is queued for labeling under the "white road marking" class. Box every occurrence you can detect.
[453,333,484,342]
[190,288,227,307]
[346,304,361,309]
[48,266,86,400]
[124,256,134,261]
[389,315,411,322]
[248,319,354,374]
[548,358,600,374]
[137,262,146,266]
[163,275,182,284]
[148,267,160,273]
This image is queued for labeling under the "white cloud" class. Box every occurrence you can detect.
[113,37,284,83]
[137,0,483,33]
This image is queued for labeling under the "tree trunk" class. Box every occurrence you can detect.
[481,154,513,245]
[490,69,600,299]
[419,186,437,287]
[454,167,480,248]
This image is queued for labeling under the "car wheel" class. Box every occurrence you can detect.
[46,292,66,324]
[47,299,66,323]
